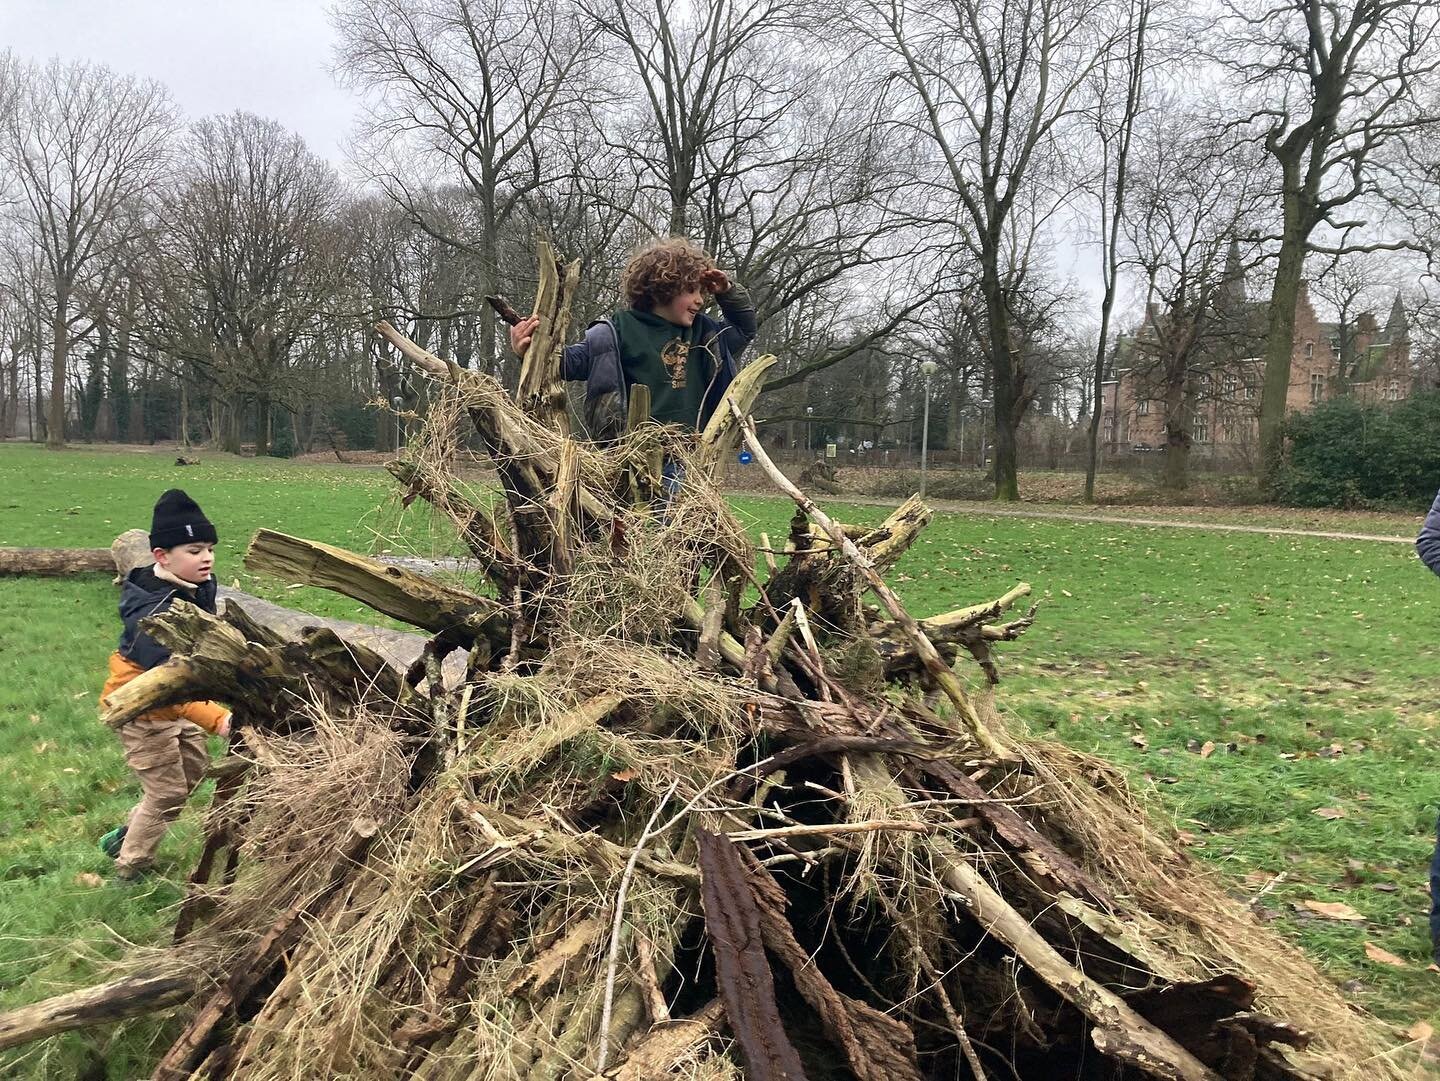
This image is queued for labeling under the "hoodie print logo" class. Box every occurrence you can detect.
[661,339,689,389]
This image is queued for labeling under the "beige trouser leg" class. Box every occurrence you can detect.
[115,716,210,872]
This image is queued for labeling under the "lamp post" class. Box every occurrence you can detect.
[805,405,814,453]
[978,398,991,470]
[919,359,938,497]
[392,396,404,451]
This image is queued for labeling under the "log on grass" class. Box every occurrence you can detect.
[0,971,197,1052]
[0,546,117,576]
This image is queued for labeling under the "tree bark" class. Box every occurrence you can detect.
[0,547,118,576]
[244,529,510,651]
[1258,201,1307,493]
[0,971,196,1051]
[47,302,68,448]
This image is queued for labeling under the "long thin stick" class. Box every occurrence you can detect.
[596,780,679,1073]
[730,403,1010,759]
[725,819,967,842]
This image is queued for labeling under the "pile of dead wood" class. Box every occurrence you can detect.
[0,247,1414,1080]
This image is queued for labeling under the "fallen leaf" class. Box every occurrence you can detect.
[1243,870,1276,888]
[32,741,51,754]
[1176,830,1201,847]
[71,690,90,700]
[610,768,639,782]
[1408,1021,1433,1042]
[1371,883,1398,893]
[1429,963,1440,974]
[1200,740,1216,759]
[1364,941,1407,967]
[1129,734,1148,750]
[1312,807,1347,820]
[1302,900,1365,922]
[73,872,103,889]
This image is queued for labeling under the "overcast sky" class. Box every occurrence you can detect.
[1,0,360,165]
[1,0,1110,304]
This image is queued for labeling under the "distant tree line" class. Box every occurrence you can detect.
[2,0,1439,499]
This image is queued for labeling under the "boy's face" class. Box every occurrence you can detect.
[652,285,705,328]
[155,542,216,584]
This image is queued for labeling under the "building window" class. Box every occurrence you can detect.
[1103,413,1116,443]
[1305,342,1314,359]
[1137,399,1150,415]
[1193,414,1209,443]
[1223,374,1238,397]
[1244,381,1255,400]
[1310,373,1324,403]
[1386,380,1400,402]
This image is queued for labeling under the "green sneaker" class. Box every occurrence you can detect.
[98,826,127,860]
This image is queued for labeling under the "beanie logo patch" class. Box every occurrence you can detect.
[186,524,194,538]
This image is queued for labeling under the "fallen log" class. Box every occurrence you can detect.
[0,971,196,1051]
[0,546,116,576]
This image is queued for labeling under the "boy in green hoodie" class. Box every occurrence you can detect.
[510,237,757,443]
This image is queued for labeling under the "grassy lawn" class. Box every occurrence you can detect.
[2,442,1438,1074]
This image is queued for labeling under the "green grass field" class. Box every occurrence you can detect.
[2,442,1438,1075]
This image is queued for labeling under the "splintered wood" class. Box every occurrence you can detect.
[0,247,1408,1081]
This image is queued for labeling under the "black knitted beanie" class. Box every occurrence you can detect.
[149,489,218,550]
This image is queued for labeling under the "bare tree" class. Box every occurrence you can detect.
[0,58,176,448]
[853,0,1129,500]
[1082,0,1159,502]
[333,0,603,380]
[1122,116,1267,492]
[1307,248,1409,385]
[1219,0,1440,488]
[583,0,921,394]
[142,112,343,455]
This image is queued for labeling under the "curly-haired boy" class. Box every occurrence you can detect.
[510,237,757,442]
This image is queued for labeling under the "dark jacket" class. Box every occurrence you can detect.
[1420,489,1440,576]
[117,565,218,670]
[562,283,758,441]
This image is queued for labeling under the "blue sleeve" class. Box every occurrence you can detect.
[1418,489,1440,576]
[714,283,758,357]
[562,340,591,382]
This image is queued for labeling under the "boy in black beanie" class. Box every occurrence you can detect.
[98,489,231,881]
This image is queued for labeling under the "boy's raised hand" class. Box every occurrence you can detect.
[700,268,731,294]
[510,314,541,357]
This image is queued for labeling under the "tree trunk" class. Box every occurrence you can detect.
[80,321,109,441]
[1258,195,1308,493]
[1161,356,1192,494]
[981,264,1022,501]
[256,392,272,457]
[47,303,68,449]
[179,373,190,447]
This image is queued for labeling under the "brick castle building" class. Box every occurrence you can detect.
[1099,250,1411,463]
